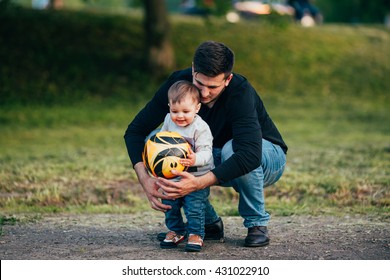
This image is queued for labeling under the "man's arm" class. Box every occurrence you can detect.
[157,170,218,198]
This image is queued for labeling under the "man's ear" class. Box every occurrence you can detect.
[225,73,233,86]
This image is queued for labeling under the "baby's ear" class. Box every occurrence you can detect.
[196,103,201,112]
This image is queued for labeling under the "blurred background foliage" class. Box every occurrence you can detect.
[4,0,390,23]
[1,2,389,106]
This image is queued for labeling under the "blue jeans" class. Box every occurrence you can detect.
[163,187,210,238]
[207,139,286,228]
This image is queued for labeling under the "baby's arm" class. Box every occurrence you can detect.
[179,125,213,167]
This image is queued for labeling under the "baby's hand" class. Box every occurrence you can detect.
[179,149,196,167]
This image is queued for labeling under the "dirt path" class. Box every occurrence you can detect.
[0,213,389,260]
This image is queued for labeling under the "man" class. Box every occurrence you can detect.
[124,41,287,247]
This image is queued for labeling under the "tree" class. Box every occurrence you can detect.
[143,0,175,77]
[48,0,63,9]
[41,0,175,76]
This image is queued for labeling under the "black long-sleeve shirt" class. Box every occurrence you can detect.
[124,68,287,183]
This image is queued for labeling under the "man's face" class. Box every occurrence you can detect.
[192,71,232,107]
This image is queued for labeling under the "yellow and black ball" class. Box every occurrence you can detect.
[143,131,191,179]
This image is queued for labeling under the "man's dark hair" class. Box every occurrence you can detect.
[193,41,234,78]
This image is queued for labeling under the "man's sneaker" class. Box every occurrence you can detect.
[185,234,203,252]
[204,217,224,242]
[160,231,185,249]
[157,217,224,242]
[244,226,270,247]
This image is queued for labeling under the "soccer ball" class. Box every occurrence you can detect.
[142,131,191,179]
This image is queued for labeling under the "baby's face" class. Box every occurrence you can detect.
[169,97,201,127]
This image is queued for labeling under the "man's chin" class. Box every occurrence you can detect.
[201,99,217,107]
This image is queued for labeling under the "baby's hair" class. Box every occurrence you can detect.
[168,80,200,104]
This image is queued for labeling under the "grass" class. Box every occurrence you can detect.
[0,6,389,219]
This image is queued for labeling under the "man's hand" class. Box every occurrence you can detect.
[134,162,172,212]
[157,170,218,198]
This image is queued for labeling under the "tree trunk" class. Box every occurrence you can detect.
[143,0,175,77]
[48,0,63,9]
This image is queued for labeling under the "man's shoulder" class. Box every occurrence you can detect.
[221,73,261,112]
[231,72,248,85]
[226,73,257,99]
